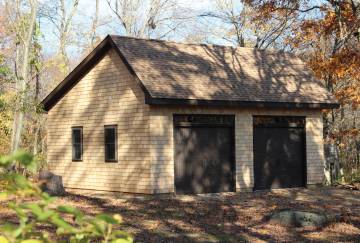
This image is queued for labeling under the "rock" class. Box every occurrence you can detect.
[268,209,333,227]
[39,171,55,180]
[38,171,66,196]
[336,183,360,190]
[353,183,360,190]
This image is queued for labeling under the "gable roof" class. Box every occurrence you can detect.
[41,35,339,111]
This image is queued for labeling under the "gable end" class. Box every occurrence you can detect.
[41,35,151,112]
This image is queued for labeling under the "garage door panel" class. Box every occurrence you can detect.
[254,116,306,190]
[174,115,235,194]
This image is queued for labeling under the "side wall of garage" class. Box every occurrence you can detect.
[47,49,152,194]
[149,106,325,193]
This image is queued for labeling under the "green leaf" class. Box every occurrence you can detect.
[113,214,122,224]
[57,205,83,218]
[75,233,85,240]
[23,159,38,173]
[9,204,28,220]
[41,192,55,202]
[111,237,133,243]
[0,223,17,235]
[0,150,37,172]
[22,203,42,216]
[21,203,55,221]
[111,231,133,242]
[20,240,43,243]
[50,215,77,233]
[0,155,12,167]
[8,150,33,165]
[87,219,106,235]
[39,210,56,221]
[13,150,33,166]
[12,229,22,239]
[0,192,8,199]
[95,214,118,224]
[0,236,9,243]
[13,174,31,189]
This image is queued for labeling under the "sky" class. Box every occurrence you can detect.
[39,0,217,60]
[38,0,325,64]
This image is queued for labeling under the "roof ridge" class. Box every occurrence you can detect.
[109,35,299,57]
[110,34,261,50]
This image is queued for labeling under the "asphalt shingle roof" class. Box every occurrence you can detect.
[111,35,337,105]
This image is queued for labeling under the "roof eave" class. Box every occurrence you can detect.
[145,97,340,109]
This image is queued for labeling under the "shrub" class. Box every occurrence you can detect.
[0,150,132,243]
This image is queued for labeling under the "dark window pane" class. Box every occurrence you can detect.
[105,144,116,160]
[72,129,81,144]
[73,144,82,160]
[105,128,116,144]
[72,127,82,161]
[104,126,117,161]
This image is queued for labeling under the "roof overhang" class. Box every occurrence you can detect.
[145,97,340,109]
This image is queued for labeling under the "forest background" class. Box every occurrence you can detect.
[0,0,359,184]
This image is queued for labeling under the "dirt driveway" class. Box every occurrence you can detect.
[52,187,360,242]
[1,187,359,242]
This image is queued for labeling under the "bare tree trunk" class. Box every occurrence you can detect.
[33,125,40,154]
[59,0,69,73]
[106,0,190,38]
[10,40,21,153]
[90,0,99,48]
[11,0,38,153]
[42,0,79,74]
[32,53,40,155]
[58,0,79,73]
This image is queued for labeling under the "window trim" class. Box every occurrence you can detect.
[104,125,118,163]
[71,126,83,162]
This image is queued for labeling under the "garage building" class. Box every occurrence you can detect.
[42,35,339,194]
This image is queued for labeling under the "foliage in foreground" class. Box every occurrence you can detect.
[0,150,132,243]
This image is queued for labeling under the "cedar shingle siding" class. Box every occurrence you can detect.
[47,49,152,193]
[45,36,337,194]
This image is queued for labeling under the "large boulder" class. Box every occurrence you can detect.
[268,209,336,227]
[38,171,65,196]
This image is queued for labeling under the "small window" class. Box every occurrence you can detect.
[104,125,117,162]
[72,127,83,161]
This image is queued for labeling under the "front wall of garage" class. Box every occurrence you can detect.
[149,106,325,193]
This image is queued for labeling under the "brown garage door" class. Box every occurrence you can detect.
[174,114,235,194]
[253,116,306,190]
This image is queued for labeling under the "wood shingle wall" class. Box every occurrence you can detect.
[47,49,152,194]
